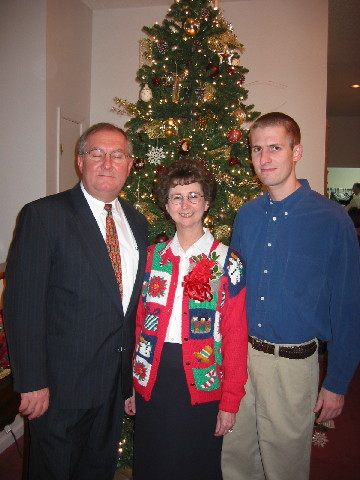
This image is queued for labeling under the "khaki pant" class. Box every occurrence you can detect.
[222,341,319,480]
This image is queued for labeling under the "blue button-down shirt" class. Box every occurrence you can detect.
[231,179,360,394]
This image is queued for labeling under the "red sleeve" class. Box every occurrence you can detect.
[219,285,248,413]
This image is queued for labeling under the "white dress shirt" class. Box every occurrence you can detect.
[165,228,214,344]
[81,182,139,313]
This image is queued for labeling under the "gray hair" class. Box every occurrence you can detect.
[77,122,133,156]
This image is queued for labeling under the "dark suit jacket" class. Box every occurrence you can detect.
[3,183,148,409]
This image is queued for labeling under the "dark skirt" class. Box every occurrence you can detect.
[133,343,223,480]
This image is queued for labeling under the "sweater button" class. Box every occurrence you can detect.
[185,362,190,365]
[184,337,188,341]
[190,383,195,386]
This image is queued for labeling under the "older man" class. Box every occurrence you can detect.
[4,123,148,480]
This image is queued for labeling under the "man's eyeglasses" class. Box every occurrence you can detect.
[168,192,205,205]
[84,148,130,164]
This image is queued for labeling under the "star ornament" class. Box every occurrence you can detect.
[312,431,329,447]
[217,50,234,65]
[146,146,166,165]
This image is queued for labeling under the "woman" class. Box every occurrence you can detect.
[125,159,248,479]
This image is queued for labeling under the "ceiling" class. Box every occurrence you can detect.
[82,0,360,117]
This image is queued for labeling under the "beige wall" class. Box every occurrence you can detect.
[0,0,92,263]
[0,0,47,263]
[90,0,328,194]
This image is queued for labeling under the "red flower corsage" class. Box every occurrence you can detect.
[182,252,222,302]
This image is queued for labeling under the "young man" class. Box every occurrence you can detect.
[4,123,148,480]
[222,112,360,480]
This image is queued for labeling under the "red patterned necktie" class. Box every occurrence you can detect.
[104,204,123,297]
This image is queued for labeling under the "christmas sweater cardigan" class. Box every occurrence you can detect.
[133,238,248,413]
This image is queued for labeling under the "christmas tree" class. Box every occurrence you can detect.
[113,0,261,245]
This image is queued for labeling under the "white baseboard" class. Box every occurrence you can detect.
[0,414,24,453]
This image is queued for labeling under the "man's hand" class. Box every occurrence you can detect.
[19,388,50,420]
[313,387,344,423]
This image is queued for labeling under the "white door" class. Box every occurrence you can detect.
[58,115,82,192]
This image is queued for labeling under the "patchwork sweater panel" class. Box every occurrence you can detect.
[133,239,248,412]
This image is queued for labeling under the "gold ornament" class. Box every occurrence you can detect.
[203,214,215,229]
[233,109,247,125]
[197,116,209,130]
[139,39,153,67]
[228,194,245,210]
[163,118,178,137]
[203,83,216,102]
[208,31,244,54]
[232,57,241,67]
[183,18,200,36]
[112,98,138,117]
[143,122,166,139]
[134,202,158,224]
[214,225,231,241]
[207,145,231,162]
[214,172,235,186]
[197,110,216,130]
[172,71,188,103]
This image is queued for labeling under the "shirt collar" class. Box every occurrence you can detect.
[264,179,311,213]
[80,181,120,215]
[164,228,214,258]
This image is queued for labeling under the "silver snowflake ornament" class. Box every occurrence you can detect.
[312,431,329,447]
[146,146,166,165]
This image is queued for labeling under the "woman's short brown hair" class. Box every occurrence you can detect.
[154,159,217,212]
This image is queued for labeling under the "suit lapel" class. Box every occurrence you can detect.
[69,184,124,316]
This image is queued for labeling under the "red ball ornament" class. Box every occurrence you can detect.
[154,232,169,244]
[152,77,161,86]
[227,129,242,143]
[227,67,236,76]
[206,63,219,78]
[228,157,239,166]
[156,165,163,174]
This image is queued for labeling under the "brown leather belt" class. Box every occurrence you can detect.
[248,335,317,360]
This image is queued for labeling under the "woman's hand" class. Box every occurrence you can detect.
[124,393,136,416]
[214,410,236,436]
